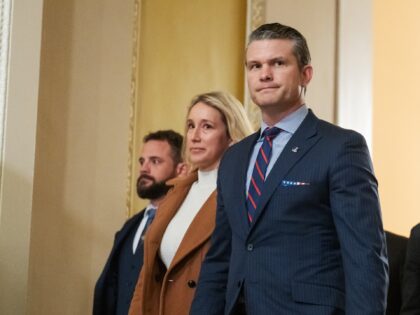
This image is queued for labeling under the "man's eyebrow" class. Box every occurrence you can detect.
[138,156,164,163]
[245,59,259,65]
[148,156,163,160]
[246,56,286,64]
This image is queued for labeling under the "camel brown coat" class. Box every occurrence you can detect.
[128,171,217,315]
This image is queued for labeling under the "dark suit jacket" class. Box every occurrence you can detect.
[191,110,388,315]
[93,210,145,315]
[401,223,420,315]
[385,231,408,315]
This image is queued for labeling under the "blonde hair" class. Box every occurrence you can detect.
[183,91,254,164]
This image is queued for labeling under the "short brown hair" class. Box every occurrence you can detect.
[248,22,311,70]
[143,130,183,164]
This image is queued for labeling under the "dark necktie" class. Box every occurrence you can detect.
[246,127,281,223]
[140,207,156,242]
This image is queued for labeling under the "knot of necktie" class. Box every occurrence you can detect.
[262,127,281,140]
[147,207,156,221]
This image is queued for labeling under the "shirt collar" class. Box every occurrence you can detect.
[259,104,308,139]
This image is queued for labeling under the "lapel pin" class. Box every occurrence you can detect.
[292,147,299,153]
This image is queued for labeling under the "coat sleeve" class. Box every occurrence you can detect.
[400,224,420,315]
[329,131,388,314]
[190,168,232,315]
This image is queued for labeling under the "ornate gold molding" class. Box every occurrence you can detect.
[245,0,266,130]
[250,0,266,30]
[126,0,141,218]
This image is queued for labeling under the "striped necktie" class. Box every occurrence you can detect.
[246,127,281,223]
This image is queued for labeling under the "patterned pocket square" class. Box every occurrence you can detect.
[281,180,310,187]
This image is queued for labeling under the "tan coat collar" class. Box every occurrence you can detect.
[145,170,217,272]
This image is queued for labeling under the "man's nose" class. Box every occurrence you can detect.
[140,161,150,173]
[260,65,273,81]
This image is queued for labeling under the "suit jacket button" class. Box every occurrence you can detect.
[237,281,241,288]
[247,244,253,251]
[187,280,196,288]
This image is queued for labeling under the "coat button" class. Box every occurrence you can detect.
[187,280,197,288]
[247,243,253,251]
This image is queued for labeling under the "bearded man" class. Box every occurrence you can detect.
[93,130,185,315]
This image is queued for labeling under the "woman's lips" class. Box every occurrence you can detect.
[190,148,205,153]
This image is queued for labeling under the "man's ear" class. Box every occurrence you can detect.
[301,64,313,87]
[176,162,189,177]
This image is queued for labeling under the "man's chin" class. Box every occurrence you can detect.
[252,94,278,106]
[137,181,171,200]
[138,178,154,186]
[137,182,152,190]
[255,100,280,109]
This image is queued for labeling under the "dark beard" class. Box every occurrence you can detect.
[136,175,171,200]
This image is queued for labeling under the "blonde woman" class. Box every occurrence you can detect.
[129,91,253,315]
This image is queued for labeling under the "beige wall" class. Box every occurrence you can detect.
[373,0,420,236]
[27,0,133,313]
[264,0,337,123]
[130,0,247,213]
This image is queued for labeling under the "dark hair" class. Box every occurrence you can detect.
[143,130,183,164]
[248,22,311,69]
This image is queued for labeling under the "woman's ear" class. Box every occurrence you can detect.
[176,162,189,177]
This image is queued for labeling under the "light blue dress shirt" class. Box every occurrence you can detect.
[245,105,309,194]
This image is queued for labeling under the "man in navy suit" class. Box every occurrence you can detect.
[190,23,388,314]
[93,130,185,315]
[401,223,420,315]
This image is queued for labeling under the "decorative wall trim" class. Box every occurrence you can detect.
[127,0,141,218]
[249,0,266,30]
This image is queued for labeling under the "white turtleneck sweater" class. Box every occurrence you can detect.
[159,168,217,268]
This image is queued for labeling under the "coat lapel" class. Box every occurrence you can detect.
[168,190,217,270]
[143,172,198,269]
[249,110,322,232]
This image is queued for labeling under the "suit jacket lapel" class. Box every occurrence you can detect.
[168,190,217,269]
[249,110,321,232]
[113,211,144,253]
